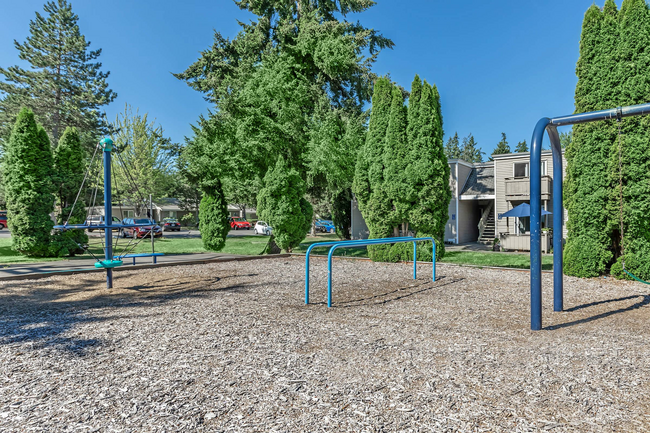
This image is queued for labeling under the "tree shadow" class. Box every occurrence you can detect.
[0,272,262,355]
[545,294,650,330]
[311,276,464,308]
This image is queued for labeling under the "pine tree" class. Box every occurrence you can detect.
[3,108,55,256]
[51,126,87,256]
[257,157,313,252]
[0,0,116,144]
[444,132,461,159]
[515,140,528,153]
[460,133,483,162]
[490,132,510,160]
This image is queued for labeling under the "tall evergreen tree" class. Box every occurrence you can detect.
[564,3,615,277]
[199,180,230,252]
[444,132,461,159]
[51,126,87,256]
[353,77,393,246]
[609,0,650,280]
[3,108,55,256]
[407,82,450,260]
[383,84,409,234]
[460,133,483,163]
[490,132,510,160]
[0,0,116,145]
[515,139,528,153]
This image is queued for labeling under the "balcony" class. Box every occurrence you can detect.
[505,176,552,201]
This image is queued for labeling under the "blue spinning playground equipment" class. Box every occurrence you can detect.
[529,102,650,331]
[304,236,436,307]
[54,137,163,288]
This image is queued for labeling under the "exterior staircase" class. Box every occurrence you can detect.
[478,207,496,244]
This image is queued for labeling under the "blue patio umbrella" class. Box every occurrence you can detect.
[498,203,551,219]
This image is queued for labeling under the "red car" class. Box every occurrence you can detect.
[120,218,163,238]
[229,216,251,230]
[0,211,6,229]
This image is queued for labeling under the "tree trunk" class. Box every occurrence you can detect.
[264,235,282,254]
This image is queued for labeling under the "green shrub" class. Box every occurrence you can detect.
[257,157,313,252]
[199,180,230,251]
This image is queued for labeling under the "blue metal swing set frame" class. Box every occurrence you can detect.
[529,102,650,330]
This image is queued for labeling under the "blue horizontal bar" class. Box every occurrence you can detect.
[304,236,425,304]
[54,223,158,230]
[550,102,650,126]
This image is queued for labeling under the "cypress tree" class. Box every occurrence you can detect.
[564,4,613,277]
[51,127,87,256]
[257,157,313,252]
[0,0,116,144]
[3,108,55,256]
[406,82,450,260]
[353,77,394,258]
[609,0,650,280]
[199,179,230,252]
[383,84,409,234]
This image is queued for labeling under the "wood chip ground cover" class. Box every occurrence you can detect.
[0,257,649,432]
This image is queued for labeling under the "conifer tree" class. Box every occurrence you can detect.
[460,134,483,162]
[0,0,116,144]
[199,180,230,252]
[491,133,510,159]
[445,132,461,159]
[257,157,313,252]
[609,0,650,280]
[51,127,87,256]
[383,84,409,234]
[353,77,393,243]
[515,140,528,153]
[3,108,55,256]
[564,3,614,277]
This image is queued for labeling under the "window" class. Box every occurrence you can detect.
[514,162,528,178]
[164,210,177,218]
[122,210,134,218]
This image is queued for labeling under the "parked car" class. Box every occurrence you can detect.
[254,221,273,235]
[229,216,251,230]
[85,215,122,231]
[0,211,6,229]
[162,217,181,232]
[121,218,163,238]
[315,219,335,233]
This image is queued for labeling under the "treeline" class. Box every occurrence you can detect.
[564,0,650,280]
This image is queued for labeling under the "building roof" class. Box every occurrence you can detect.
[460,165,495,198]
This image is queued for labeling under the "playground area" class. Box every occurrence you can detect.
[1,257,649,431]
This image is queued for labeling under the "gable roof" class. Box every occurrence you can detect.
[460,165,495,198]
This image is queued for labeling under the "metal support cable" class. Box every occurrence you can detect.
[64,144,100,225]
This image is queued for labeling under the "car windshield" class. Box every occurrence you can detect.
[164,218,177,223]
[133,218,152,224]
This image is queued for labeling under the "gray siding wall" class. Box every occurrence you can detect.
[444,161,473,244]
[494,152,568,239]
[458,201,479,243]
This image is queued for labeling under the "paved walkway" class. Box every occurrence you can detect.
[0,253,250,280]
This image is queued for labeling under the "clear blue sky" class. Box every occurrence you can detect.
[0,0,616,154]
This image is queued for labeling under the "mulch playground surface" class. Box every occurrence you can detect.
[0,257,648,431]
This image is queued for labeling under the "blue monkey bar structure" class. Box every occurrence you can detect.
[304,237,436,307]
[529,102,650,331]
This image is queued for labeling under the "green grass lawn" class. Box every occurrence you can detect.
[0,233,553,270]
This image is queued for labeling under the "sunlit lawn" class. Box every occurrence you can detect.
[0,233,553,270]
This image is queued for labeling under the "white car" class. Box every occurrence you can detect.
[254,221,273,235]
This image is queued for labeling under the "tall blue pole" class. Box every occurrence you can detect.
[547,126,564,312]
[530,118,550,331]
[100,138,114,289]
